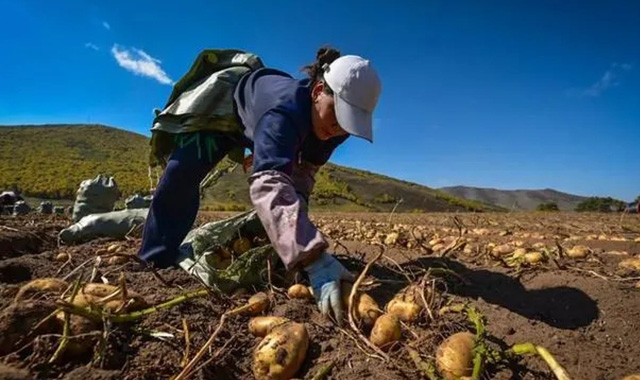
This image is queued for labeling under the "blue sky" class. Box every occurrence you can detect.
[1,1,638,201]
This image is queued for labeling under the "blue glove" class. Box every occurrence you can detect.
[304,252,355,325]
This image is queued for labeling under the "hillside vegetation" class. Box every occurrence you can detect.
[0,124,500,212]
[575,197,627,212]
[0,125,150,198]
[439,185,589,211]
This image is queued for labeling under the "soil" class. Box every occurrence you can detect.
[1,211,639,380]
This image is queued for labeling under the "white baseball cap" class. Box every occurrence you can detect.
[323,55,381,142]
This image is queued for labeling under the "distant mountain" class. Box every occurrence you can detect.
[0,124,500,212]
[438,186,589,211]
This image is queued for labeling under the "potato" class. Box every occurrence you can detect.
[341,282,381,327]
[619,257,640,272]
[70,283,147,313]
[218,258,232,269]
[463,244,475,255]
[205,251,231,269]
[219,246,233,259]
[232,237,252,255]
[55,252,70,262]
[107,255,129,265]
[106,244,120,253]
[509,248,527,259]
[370,314,401,350]
[287,284,313,300]
[14,278,69,302]
[386,284,425,322]
[248,292,270,315]
[436,331,475,380]
[524,251,544,264]
[386,299,421,322]
[56,284,147,331]
[491,244,513,257]
[532,242,546,250]
[443,236,457,244]
[566,245,590,258]
[253,322,309,380]
[249,316,290,337]
[431,243,446,252]
[512,249,526,260]
[384,232,399,245]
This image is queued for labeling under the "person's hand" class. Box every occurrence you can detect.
[304,252,355,325]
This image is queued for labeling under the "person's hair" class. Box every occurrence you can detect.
[302,46,340,94]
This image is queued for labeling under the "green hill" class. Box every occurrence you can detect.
[0,124,500,212]
[0,125,150,198]
[439,186,590,211]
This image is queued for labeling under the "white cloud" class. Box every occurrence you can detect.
[84,42,99,51]
[111,44,174,85]
[581,62,633,97]
[617,63,632,71]
[102,21,110,30]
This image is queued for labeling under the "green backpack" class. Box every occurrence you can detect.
[149,49,264,168]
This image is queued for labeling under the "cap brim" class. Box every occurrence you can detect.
[334,94,373,142]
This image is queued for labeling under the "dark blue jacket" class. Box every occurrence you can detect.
[234,68,348,176]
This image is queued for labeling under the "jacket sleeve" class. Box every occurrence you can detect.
[249,111,328,270]
[291,160,320,208]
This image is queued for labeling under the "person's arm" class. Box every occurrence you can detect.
[249,110,354,324]
[290,160,320,210]
[292,133,348,208]
[248,110,327,270]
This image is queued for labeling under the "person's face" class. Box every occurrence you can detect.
[311,81,348,141]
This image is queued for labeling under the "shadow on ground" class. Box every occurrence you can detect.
[338,254,598,330]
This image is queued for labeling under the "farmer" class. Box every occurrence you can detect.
[138,47,382,323]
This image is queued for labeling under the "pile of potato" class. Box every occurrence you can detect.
[245,291,309,380]
[2,278,149,361]
[205,236,254,270]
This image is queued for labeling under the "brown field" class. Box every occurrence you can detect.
[1,211,639,380]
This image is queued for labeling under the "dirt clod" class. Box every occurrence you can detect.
[0,300,59,355]
[0,364,34,380]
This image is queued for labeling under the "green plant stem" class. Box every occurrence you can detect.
[466,306,486,380]
[510,343,572,380]
[50,275,82,363]
[56,288,210,323]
